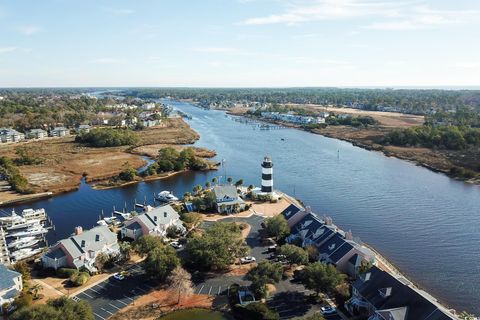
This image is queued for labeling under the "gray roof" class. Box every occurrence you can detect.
[44,247,66,259]
[213,185,239,201]
[0,128,22,135]
[55,225,118,259]
[125,221,142,230]
[0,265,21,291]
[128,204,180,232]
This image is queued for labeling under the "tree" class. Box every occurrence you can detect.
[264,215,290,240]
[458,311,477,320]
[182,212,203,230]
[301,262,345,295]
[144,245,180,281]
[118,161,136,181]
[276,244,308,266]
[246,261,283,299]
[358,260,373,274]
[305,245,319,262]
[205,181,211,188]
[94,252,109,272]
[166,225,181,238]
[14,261,31,284]
[133,235,164,257]
[30,283,43,300]
[185,222,249,271]
[119,241,132,261]
[227,177,233,184]
[301,313,325,320]
[235,179,244,187]
[193,184,203,195]
[235,302,279,320]
[211,177,218,185]
[167,266,193,304]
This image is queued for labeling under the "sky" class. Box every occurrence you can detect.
[0,0,479,88]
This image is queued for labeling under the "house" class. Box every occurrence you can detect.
[348,266,455,320]
[27,128,48,139]
[0,128,25,143]
[41,225,119,273]
[0,265,22,312]
[50,127,70,137]
[280,204,307,228]
[76,124,91,134]
[213,185,246,213]
[121,204,185,240]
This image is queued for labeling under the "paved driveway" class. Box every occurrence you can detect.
[72,264,154,320]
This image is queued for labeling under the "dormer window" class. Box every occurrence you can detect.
[164,212,167,218]
[95,234,100,242]
[154,216,158,222]
[81,240,86,247]
[379,287,392,298]
[362,272,371,282]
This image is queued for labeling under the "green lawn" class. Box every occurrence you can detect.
[159,308,228,320]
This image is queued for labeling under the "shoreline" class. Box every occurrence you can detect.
[227,111,480,185]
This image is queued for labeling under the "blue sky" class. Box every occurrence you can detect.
[0,0,479,87]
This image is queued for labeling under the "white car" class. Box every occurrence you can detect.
[240,256,256,264]
[113,273,125,281]
[170,241,183,249]
[320,306,337,315]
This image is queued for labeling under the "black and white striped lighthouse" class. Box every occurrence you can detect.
[261,156,273,193]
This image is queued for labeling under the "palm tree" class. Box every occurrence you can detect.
[227,177,233,184]
[167,266,193,304]
[211,177,218,185]
[31,283,43,299]
[205,181,211,188]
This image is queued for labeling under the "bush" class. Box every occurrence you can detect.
[0,157,32,194]
[57,268,78,279]
[234,302,279,320]
[70,272,90,287]
[75,128,138,147]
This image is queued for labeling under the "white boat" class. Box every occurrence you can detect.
[6,219,42,231]
[21,208,47,221]
[10,247,43,261]
[97,220,108,226]
[113,211,132,220]
[0,208,47,230]
[6,225,48,238]
[15,239,40,249]
[103,216,117,224]
[156,191,179,202]
[8,236,37,249]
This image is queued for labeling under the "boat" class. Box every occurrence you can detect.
[6,225,48,238]
[103,216,117,224]
[5,219,42,231]
[0,208,47,230]
[10,247,43,262]
[156,191,179,202]
[113,211,132,220]
[97,220,108,226]
[7,236,37,249]
[21,208,47,221]
[15,238,40,249]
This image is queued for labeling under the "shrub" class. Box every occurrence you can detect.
[57,268,78,279]
[234,302,279,320]
[70,272,90,287]
[75,128,138,147]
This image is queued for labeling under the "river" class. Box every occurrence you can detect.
[2,100,480,313]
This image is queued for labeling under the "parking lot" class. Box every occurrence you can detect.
[72,264,153,320]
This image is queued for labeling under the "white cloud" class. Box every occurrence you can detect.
[192,47,239,53]
[103,7,135,15]
[91,58,125,64]
[240,0,403,26]
[0,47,17,54]
[453,62,480,68]
[18,26,40,36]
[365,5,479,30]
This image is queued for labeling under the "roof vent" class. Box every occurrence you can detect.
[154,216,158,221]
[81,240,86,247]
[95,234,100,242]
[164,212,167,218]
[379,287,392,298]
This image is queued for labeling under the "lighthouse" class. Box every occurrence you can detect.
[261,156,273,193]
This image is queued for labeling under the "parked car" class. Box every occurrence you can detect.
[320,306,337,315]
[170,241,183,249]
[240,256,256,264]
[267,244,277,252]
[113,272,125,281]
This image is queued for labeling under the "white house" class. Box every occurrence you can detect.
[41,225,119,273]
[0,128,25,143]
[76,124,91,134]
[50,127,70,137]
[27,128,48,139]
[213,185,246,213]
[0,265,22,312]
[121,204,185,240]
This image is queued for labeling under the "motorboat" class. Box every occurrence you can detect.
[156,191,179,202]
[21,208,47,221]
[10,247,43,262]
[97,220,108,226]
[0,208,47,230]
[8,236,37,249]
[6,225,48,238]
[6,219,42,231]
[103,216,117,224]
[14,238,40,249]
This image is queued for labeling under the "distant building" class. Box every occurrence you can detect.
[213,185,246,214]
[0,128,25,143]
[121,204,184,240]
[50,127,70,137]
[141,103,156,110]
[76,124,91,134]
[41,225,119,273]
[0,265,22,312]
[27,128,48,139]
[251,156,279,200]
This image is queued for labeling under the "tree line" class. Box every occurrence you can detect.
[75,128,139,147]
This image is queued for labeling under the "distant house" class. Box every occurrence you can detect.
[76,124,91,134]
[0,265,22,312]
[41,225,119,273]
[27,128,48,139]
[141,118,161,127]
[0,128,25,143]
[213,185,246,214]
[121,204,185,240]
[280,204,307,228]
[348,266,455,320]
[50,127,70,137]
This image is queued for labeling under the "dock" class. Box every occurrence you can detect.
[0,228,11,265]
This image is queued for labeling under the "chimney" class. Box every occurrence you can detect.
[345,230,353,240]
[74,226,83,235]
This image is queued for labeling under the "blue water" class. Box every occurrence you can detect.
[2,100,480,313]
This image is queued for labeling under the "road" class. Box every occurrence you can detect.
[72,264,153,320]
